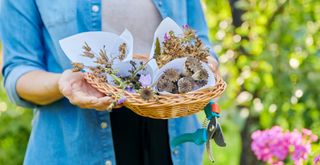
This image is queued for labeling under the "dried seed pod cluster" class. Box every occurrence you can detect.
[72,42,155,101]
[154,26,210,68]
[156,57,209,94]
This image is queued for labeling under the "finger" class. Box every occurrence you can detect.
[84,96,114,111]
[69,92,99,107]
[208,63,216,72]
[206,56,219,72]
[91,97,114,110]
[207,56,218,65]
[69,98,98,108]
[209,63,221,76]
[113,104,124,109]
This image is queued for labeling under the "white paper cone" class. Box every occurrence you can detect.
[149,17,183,60]
[59,30,134,68]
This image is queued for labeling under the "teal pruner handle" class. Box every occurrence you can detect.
[171,128,208,148]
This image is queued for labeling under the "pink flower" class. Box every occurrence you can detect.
[302,128,312,136]
[251,126,318,165]
[289,129,318,165]
[251,126,289,164]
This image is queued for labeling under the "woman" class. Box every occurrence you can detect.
[0,0,219,165]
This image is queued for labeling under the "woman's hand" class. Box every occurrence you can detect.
[207,56,220,75]
[58,70,117,111]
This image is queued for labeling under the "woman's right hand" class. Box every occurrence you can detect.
[58,70,115,111]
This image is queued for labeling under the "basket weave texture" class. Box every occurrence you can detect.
[84,73,227,119]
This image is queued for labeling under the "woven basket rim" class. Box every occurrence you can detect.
[84,72,227,119]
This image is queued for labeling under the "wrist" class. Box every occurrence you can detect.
[36,72,64,105]
[17,70,64,105]
[52,73,64,99]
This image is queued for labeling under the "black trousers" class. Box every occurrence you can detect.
[110,107,173,165]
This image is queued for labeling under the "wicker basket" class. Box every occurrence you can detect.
[84,73,227,119]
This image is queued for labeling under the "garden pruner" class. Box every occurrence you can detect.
[171,100,226,163]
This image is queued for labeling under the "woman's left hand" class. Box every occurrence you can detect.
[207,56,220,75]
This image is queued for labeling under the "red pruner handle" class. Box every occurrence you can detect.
[211,103,220,114]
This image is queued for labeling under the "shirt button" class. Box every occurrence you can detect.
[91,5,99,12]
[100,122,108,129]
[105,160,112,165]
[158,1,163,7]
[173,149,179,155]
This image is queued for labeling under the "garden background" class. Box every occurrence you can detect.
[0,0,319,164]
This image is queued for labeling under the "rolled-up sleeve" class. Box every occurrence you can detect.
[0,0,45,108]
[187,0,219,63]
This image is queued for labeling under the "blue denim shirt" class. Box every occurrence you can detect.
[0,0,217,165]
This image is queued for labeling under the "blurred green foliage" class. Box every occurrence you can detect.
[202,0,320,164]
[0,0,320,165]
[0,77,32,165]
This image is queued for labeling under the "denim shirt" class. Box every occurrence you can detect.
[0,0,217,165]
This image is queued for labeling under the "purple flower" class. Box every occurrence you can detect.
[164,32,170,41]
[314,154,320,164]
[125,86,135,93]
[182,24,189,30]
[139,74,152,87]
[117,96,126,104]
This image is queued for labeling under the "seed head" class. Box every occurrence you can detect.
[139,87,154,101]
[185,57,202,72]
[163,69,180,82]
[156,76,175,92]
[192,68,208,81]
[177,77,194,93]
